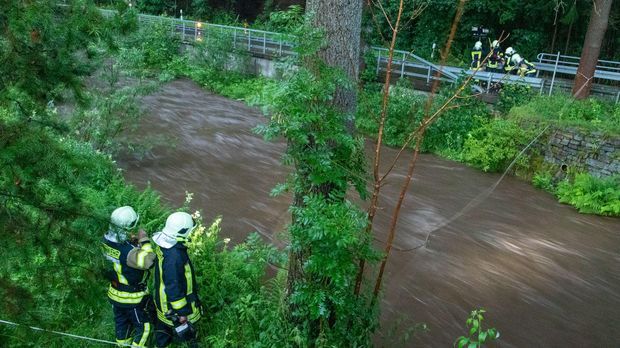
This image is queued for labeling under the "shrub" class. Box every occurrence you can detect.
[497,83,535,114]
[509,94,620,134]
[556,174,620,216]
[461,119,537,172]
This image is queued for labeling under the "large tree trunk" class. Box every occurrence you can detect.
[572,0,613,99]
[285,0,363,333]
[306,0,362,120]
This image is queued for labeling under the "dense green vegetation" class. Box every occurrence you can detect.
[3,1,617,347]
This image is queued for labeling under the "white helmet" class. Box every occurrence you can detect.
[512,53,523,65]
[110,206,139,231]
[153,212,196,248]
[491,40,499,48]
[474,41,482,50]
[163,212,195,239]
[505,47,515,56]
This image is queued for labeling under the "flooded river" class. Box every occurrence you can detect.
[120,79,620,347]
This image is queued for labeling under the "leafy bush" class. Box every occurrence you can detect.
[461,119,537,172]
[356,82,491,156]
[532,171,554,191]
[556,174,620,216]
[497,83,535,114]
[255,5,304,33]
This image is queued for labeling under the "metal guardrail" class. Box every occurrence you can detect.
[537,52,620,74]
[535,52,620,83]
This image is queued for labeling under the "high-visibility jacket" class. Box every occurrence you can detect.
[517,59,537,77]
[102,234,155,306]
[471,49,483,69]
[154,242,202,326]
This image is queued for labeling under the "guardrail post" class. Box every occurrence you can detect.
[263,32,267,54]
[400,52,406,78]
[548,51,561,96]
[426,66,431,83]
[486,74,492,93]
[376,51,381,76]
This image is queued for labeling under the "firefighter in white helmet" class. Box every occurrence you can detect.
[471,41,484,70]
[487,39,503,72]
[512,54,537,77]
[102,206,155,347]
[152,212,202,347]
[504,47,517,74]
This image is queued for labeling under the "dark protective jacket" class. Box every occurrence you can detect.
[487,47,503,69]
[102,235,155,307]
[154,242,202,326]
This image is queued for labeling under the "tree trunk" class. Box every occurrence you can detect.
[572,0,613,99]
[306,0,363,123]
[286,0,363,324]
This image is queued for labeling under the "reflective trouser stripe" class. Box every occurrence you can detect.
[108,285,148,304]
[133,322,151,347]
[116,338,132,346]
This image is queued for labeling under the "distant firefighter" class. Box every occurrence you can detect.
[486,40,503,72]
[471,41,484,70]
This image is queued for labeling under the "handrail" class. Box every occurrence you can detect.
[536,52,620,72]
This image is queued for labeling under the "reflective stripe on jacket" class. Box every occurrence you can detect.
[102,236,154,306]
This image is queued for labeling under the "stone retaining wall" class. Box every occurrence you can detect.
[543,129,620,177]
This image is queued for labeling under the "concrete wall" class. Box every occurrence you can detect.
[543,129,620,177]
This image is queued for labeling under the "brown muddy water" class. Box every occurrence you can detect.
[119,79,620,347]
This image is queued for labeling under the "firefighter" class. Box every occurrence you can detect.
[152,212,202,348]
[102,206,155,347]
[513,54,538,77]
[503,47,517,74]
[470,41,484,70]
[486,40,503,72]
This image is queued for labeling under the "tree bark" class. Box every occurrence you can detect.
[572,0,613,99]
[286,0,363,321]
[306,0,363,123]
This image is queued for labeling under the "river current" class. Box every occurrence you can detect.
[119,79,620,347]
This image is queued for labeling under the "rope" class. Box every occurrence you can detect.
[0,319,131,347]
